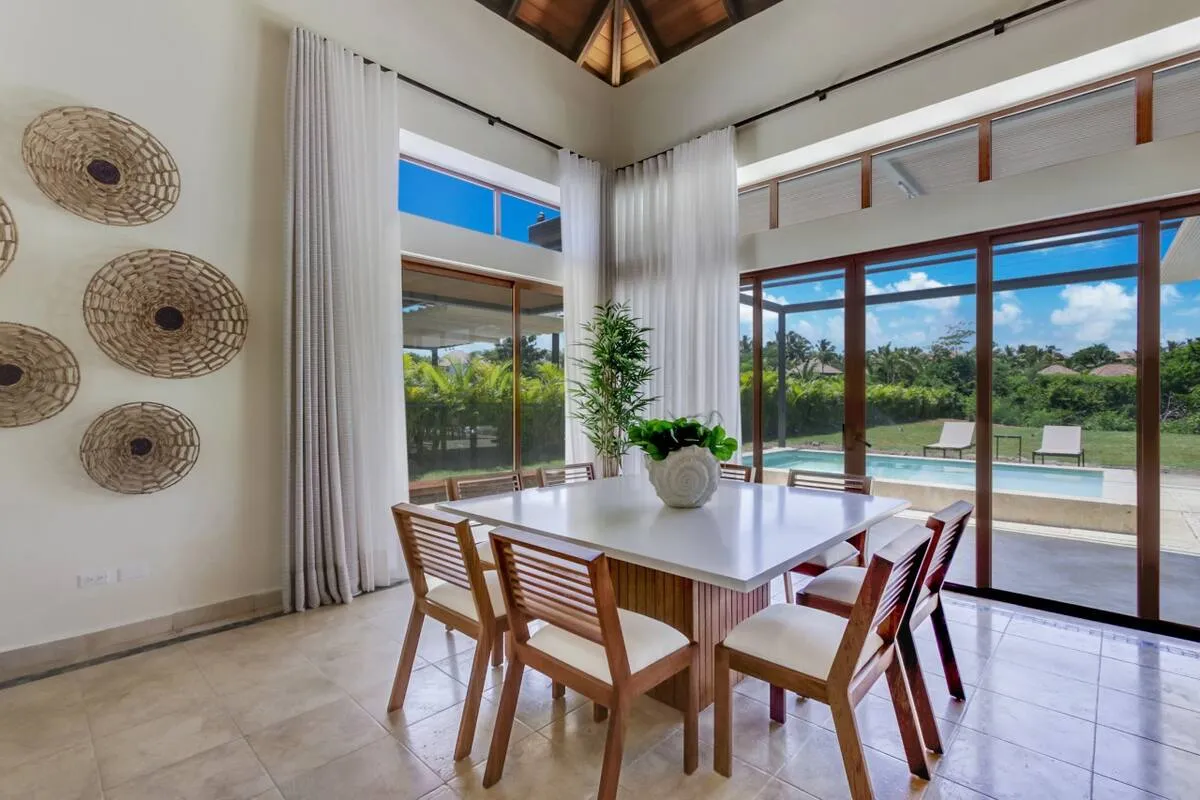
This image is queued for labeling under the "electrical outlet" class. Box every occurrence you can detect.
[77,571,111,588]
[118,564,150,582]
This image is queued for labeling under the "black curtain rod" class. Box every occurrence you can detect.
[333,43,562,151]
[619,0,1077,170]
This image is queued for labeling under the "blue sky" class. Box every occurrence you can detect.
[398,159,558,245]
[741,221,1199,355]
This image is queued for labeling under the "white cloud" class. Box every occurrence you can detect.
[998,290,1017,300]
[1162,285,1183,307]
[994,301,1024,331]
[1050,281,1136,343]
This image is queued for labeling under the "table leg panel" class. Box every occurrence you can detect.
[610,559,770,710]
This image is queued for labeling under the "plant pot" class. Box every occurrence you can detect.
[646,445,720,509]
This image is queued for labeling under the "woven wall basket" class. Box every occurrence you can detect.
[0,322,80,428]
[22,106,180,226]
[83,249,248,378]
[0,196,16,278]
[80,402,199,494]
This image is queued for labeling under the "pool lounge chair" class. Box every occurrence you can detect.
[923,421,975,459]
[1034,425,1084,466]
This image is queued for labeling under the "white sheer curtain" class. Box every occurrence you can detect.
[559,150,610,466]
[284,28,407,611]
[613,127,740,473]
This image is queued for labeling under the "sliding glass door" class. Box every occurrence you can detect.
[1159,212,1200,627]
[739,194,1200,632]
[988,224,1141,613]
[756,266,848,481]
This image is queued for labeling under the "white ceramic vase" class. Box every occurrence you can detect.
[646,445,719,509]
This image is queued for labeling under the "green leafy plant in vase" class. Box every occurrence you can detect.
[629,417,738,508]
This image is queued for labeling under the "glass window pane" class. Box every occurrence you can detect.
[992,81,1136,179]
[777,162,860,227]
[864,249,978,585]
[398,160,495,235]
[402,267,513,500]
[871,127,979,207]
[500,193,561,250]
[991,223,1139,614]
[739,187,771,235]
[1154,59,1200,141]
[1160,214,1200,627]
[758,268,847,482]
[518,288,565,471]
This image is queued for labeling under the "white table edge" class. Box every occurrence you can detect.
[434,495,912,594]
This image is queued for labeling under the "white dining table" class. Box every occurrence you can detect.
[437,474,910,709]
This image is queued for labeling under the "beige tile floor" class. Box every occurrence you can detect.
[3,582,1200,800]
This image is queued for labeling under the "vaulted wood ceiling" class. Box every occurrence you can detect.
[475,0,784,85]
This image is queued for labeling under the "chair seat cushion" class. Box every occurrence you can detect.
[802,565,867,606]
[527,609,689,684]
[805,566,934,612]
[427,571,506,621]
[800,541,859,570]
[475,537,495,568]
[723,603,882,680]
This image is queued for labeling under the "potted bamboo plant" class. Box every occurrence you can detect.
[571,302,657,478]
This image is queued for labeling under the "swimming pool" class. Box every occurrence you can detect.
[758,449,1105,498]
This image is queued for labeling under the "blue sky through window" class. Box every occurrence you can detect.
[500,193,559,245]
[398,160,494,235]
[740,220,1197,355]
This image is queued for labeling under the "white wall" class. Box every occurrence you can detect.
[740,132,1200,271]
[261,0,614,179]
[611,0,1200,167]
[402,214,563,286]
[0,0,287,651]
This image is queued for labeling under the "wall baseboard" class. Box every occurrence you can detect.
[0,590,282,684]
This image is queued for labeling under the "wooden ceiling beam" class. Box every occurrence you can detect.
[610,0,625,85]
[571,0,614,63]
[625,0,665,65]
[624,0,660,66]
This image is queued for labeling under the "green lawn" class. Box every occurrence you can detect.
[768,420,1200,471]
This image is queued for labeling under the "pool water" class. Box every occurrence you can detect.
[758,449,1105,498]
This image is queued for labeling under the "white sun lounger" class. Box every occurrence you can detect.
[1034,425,1084,466]
[923,421,975,459]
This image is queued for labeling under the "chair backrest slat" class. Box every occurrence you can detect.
[787,468,872,495]
[719,463,753,482]
[924,501,974,593]
[491,527,631,680]
[832,524,932,678]
[538,462,597,487]
[392,504,493,620]
[446,472,523,501]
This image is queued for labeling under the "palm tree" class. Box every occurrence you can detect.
[815,338,837,371]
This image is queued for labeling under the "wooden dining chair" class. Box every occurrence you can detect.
[714,525,935,799]
[718,462,753,482]
[537,462,596,487]
[798,500,975,742]
[389,504,510,759]
[783,469,873,602]
[483,527,699,800]
[445,472,524,568]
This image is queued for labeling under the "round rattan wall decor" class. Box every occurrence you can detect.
[80,402,199,494]
[83,249,248,378]
[0,196,16,278]
[0,322,80,428]
[22,106,180,226]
